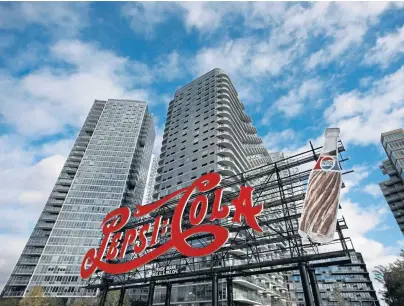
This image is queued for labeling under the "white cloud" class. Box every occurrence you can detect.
[0,140,65,209]
[364,25,404,68]
[364,183,383,198]
[0,234,27,293]
[0,40,177,137]
[324,65,404,146]
[0,2,89,37]
[0,137,70,291]
[272,79,323,117]
[121,2,178,39]
[340,165,370,197]
[263,129,297,152]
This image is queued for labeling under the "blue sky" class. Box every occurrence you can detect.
[0,1,403,298]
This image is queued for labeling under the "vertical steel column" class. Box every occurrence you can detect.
[308,267,322,306]
[99,287,108,306]
[299,263,314,306]
[147,281,155,306]
[212,273,218,306]
[226,277,233,306]
[165,283,172,306]
[118,287,126,306]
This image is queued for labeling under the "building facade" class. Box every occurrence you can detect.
[379,128,404,235]
[289,252,380,306]
[152,68,289,305]
[143,154,159,205]
[1,99,155,298]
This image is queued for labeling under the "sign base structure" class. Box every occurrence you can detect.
[83,140,355,306]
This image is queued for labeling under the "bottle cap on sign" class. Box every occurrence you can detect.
[325,128,340,137]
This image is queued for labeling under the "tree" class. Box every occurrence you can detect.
[104,290,131,306]
[374,249,404,306]
[19,286,47,306]
[0,298,19,306]
[333,283,346,306]
[70,298,98,306]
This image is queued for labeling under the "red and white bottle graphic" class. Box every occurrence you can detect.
[298,128,342,244]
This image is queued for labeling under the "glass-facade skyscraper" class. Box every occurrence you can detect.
[1,99,155,298]
[379,128,404,235]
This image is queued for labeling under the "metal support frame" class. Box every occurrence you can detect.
[147,281,155,306]
[118,287,126,306]
[308,266,322,306]
[165,283,172,306]
[226,277,233,306]
[299,262,314,306]
[99,287,108,306]
[84,141,354,306]
[212,273,218,306]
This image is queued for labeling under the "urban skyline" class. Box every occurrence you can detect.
[0,2,403,305]
[0,69,384,306]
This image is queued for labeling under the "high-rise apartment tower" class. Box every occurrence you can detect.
[1,99,155,298]
[379,128,404,235]
[152,68,289,305]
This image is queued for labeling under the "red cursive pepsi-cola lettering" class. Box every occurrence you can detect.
[80,172,263,278]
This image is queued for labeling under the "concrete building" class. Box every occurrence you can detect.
[379,128,404,235]
[1,99,155,298]
[289,252,380,306]
[143,154,159,204]
[152,68,289,305]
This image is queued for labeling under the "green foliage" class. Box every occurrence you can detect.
[0,298,19,306]
[19,286,47,306]
[374,249,404,306]
[104,290,131,306]
[70,298,98,306]
[332,283,346,306]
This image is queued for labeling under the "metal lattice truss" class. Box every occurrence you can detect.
[85,141,354,291]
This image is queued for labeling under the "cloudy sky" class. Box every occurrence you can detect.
[0,1,403,299]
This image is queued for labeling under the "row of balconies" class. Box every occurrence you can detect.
[385,193,404,204]
[217,156,243,173]
[54,185,70,192]
[18,257,40,265]
[243,134,263,145]
[36,221,54,229]
[56,178,73,186]
[47,199,64,206]
[23,247,44,255]
[70,150,85,157]
[382,184,404,196]
[50,192,67,199]
[1,289,24,297]
[64,167,78,174]
[27,237,48,246]
[65,161,80,168]
[7,277,30,285]
[13,266,35,275]
[40,213,58,221]
[216,135,251,169]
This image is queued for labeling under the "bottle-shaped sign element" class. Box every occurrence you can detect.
[298,128,342,244]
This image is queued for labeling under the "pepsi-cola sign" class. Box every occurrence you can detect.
[80,172,263,278]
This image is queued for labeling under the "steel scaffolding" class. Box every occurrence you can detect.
[84,140,355,306]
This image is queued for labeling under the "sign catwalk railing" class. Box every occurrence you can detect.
[83,130,355,306]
